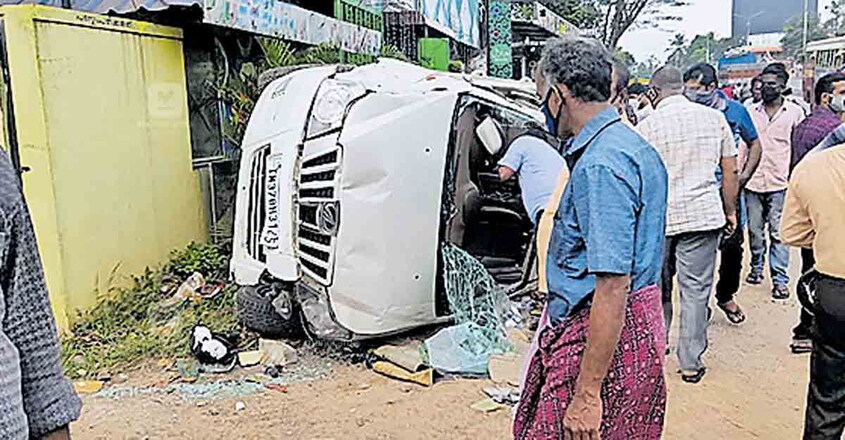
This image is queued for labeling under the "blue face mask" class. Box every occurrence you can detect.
[542,88,562,136]
[542,104,556,134]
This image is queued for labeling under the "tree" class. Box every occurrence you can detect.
[781,15,827,60]
[632,54,661,79]
[826,0,845,36]
[543,0,690,49]
[614,48,637,67]
[666,32,735,70]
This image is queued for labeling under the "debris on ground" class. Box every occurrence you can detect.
[237,350,262,367]
[60,243,238,380]
[176,272,206,303]
[264,365,281,378]
[260,338,299,367]
[371,361,433,387]
[487,353,522,387]
[189,325,238,373]
[470,397,507,413]
[264,383,288,393]
[176,360,200,383]
[235,401,246,412]
[371,344,426,373]
[73,380,104,395]
[482,385,520,406]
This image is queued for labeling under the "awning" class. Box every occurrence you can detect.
[71,0,199,14]
[0,0,199,14]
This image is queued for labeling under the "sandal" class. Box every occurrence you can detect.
[681,368,706,384]
[790,338,813,354]
[718,302,746,325]
[746,272,763,285]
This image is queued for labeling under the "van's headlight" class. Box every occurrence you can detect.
[307,79,366,138]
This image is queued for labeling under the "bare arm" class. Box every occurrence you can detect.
[740,138,762,188]
[564,275,630,439]
[498,166,515,182]
[576,274,630,394]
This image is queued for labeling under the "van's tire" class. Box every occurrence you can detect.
[236,284,302,338]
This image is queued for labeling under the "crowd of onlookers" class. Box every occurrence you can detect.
[504,35,845,440]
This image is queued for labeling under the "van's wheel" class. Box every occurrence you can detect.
[236,284,302,338]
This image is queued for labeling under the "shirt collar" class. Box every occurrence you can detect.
[656,94,688,110]
[753,100,789,118]
[810,105,839,120]
[565,107,620,158]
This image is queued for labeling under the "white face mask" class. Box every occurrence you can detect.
[830,94,845,114]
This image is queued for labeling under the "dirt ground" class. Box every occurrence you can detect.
[74,250,812,439]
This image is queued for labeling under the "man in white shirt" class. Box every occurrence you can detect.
[638,65,738,384]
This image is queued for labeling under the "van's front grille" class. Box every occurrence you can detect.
[246,146,271,263]
[297,147,341,284]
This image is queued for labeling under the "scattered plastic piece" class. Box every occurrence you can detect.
[264,383,288,393]
[235,401,246,412]
[371,361,433,387]
[470,398,506,413]
[259,339,298,367]
[238,350,263,367]
[371,344,426,373]
[73,380,104,395]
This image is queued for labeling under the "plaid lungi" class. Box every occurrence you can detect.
[513,285,667,440]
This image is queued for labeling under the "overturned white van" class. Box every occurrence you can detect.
[230,60,547,340]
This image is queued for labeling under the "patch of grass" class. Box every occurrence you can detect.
[61,243,238,379]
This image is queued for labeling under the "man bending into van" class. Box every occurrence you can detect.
[498,132,565,225]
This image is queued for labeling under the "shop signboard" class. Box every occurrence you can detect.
[203,0,382,55]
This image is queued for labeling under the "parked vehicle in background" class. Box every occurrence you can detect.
[230,60,546,340]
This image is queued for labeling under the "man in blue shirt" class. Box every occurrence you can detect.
[498,135,566,224]
[684,63,763,325]
[513,36,668,440]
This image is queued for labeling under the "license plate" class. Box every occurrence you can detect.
[260,154,283,250]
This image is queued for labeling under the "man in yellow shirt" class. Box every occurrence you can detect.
[781,144,845,439]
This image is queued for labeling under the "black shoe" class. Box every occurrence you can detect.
[772,284,790,302]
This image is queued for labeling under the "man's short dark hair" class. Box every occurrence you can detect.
[540,36,612,102]
[628,83,647,96]
[683,63,718,88]
[762,63,789,84]
[815,72,845,105]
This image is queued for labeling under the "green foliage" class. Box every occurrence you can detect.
[545,0,691,49]
[60,243,237,379]
[666,32,734,71]
[299,44,343,65]
[782,15,827,60]
[380,44,409,62]
[614,48,637,68]
[166,242,228,279]
[258,37,298,69]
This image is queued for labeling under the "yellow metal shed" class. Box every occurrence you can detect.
[0,6,206,330]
